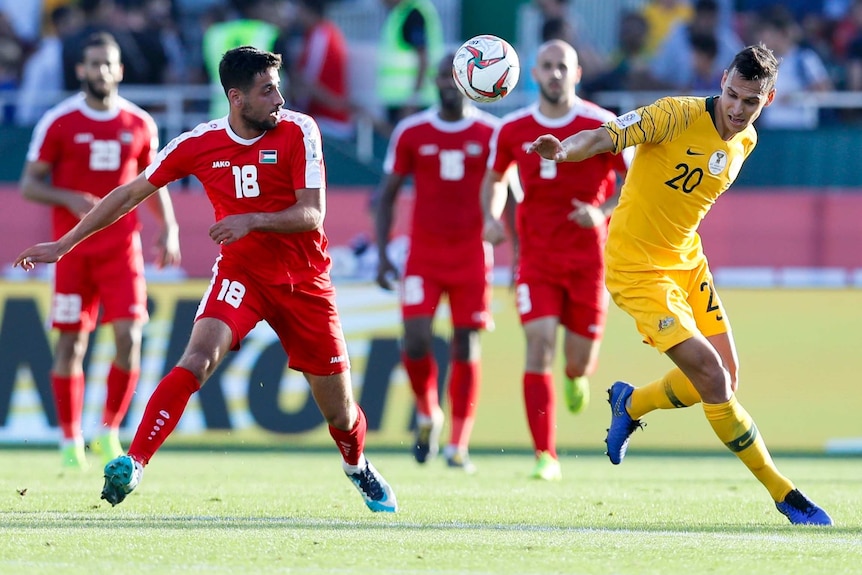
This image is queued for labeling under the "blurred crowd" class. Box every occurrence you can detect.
[1,0,862,130]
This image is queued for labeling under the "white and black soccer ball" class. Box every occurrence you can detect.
[452,34,520,103]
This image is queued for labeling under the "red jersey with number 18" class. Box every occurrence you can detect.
[26,93,157,254]
[489,100,628,276]
[145,111,329,286]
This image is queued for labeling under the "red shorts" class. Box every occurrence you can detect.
[196,260,349,376]
[515,258,608,339]
[51,233,147,332]
[401,243,492,329]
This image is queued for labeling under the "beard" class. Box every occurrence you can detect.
[240,103,279,132]
[84,78,111,100]
[539,84,562,105]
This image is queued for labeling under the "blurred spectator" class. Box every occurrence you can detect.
[376,0,443,127]
[202,0,281,118]
[16,4,83,125]
[287,0,353,139]
[844,2,862,95]
[688,32,722,91]
[61,0,157,90]
[0,11,23,123]
[649,0,742,91]
[532,0,604,81]
[755,4,834,129]
[833,0,862,58]
[114,0,169,85]
[640,0,693,56]
[0,0,41,45]
[581,11,659,96]
[171,0,224,85]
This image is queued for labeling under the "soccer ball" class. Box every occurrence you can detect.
[452,34,520,103]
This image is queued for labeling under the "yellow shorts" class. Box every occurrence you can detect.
[605,259,730,353]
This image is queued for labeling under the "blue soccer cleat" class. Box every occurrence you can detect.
[344,459,398,513]
[605,381,644,465]
[101,455,144,506]
[775,489,834,525]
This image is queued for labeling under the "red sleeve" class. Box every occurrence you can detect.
[490,123,514,174]
[391,128,414,176]
[145,134,193,188]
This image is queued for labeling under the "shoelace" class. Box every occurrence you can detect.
[353,466,384,500]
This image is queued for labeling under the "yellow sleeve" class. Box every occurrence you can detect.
[603,97,708,154]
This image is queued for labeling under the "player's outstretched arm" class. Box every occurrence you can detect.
[15,173,159,271]
[529,127,615,163]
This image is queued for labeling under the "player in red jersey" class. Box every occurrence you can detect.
[15,46,397,513]
[375,54,498,473]
[481,40,631,480]
[289,0,353,139]
[19,32,180,471]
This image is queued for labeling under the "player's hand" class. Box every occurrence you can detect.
[528,135,566,162]
[376,256,399,291]
[483,218,507,246]
[154,225,181,269]
[65,192,100,219]
[568,199,604,228]
[209,214,252,246]
[13,242,65,271]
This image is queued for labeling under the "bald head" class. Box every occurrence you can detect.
[536,39,578,69]
[533,39,581,107]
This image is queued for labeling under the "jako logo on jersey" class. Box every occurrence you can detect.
[330,355,345,364]
[212,160,230,168]
[74,133,94,143]
[613,111,641,129]
[419,144,438,155]
[259,150,277,164]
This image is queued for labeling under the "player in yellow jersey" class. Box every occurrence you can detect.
[529,44,833,525]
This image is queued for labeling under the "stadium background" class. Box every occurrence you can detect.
[0,0,859,454]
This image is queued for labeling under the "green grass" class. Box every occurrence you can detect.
[2,449,860,574]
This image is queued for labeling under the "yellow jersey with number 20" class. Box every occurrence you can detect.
[602,96,756,272]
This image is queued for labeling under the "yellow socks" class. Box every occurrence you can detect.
[702,395,794,501]
[628,368,701,419]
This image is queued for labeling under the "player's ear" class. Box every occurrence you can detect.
[764,87,776,107]
[227,87,242,109]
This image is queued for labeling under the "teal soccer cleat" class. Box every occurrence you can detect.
[101,455,143,506]
[345,459,398,513]
[605,381,644,465]
[775,490,833,525]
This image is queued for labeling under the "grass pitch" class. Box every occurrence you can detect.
[2,449,860,575]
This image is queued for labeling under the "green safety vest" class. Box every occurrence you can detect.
[202,19,280,118]
[377,0,444,107]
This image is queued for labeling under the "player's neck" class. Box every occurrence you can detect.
[538,99,572,119]
[438,107,464,122]
[84,92,118,112]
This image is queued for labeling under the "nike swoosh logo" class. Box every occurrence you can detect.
[686,148,704,156]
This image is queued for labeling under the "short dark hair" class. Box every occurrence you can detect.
[728,44,779,92]
[218,45,283,95]
[80,32,120,63]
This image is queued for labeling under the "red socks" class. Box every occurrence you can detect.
[128,367,200,465]
[402,354,439,417]
[51,373,85,440]
[329,405,368,465]
[102,364,139,429]
[448,360,480,449]
[523,372,556,457]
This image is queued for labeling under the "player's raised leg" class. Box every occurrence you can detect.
[101,317,227,506]
[311,372,397,512]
